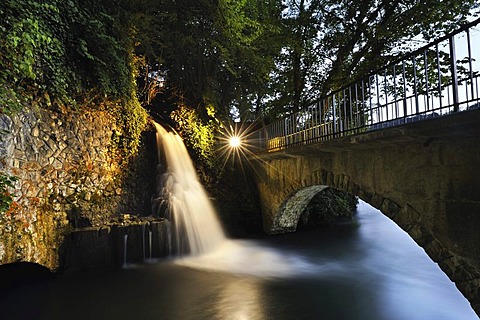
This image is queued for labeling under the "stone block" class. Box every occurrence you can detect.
[357,189,372,203]
[407,225,433,247]
[423,239,453,262]
[438,256,480,283]
[380,198,400,219]
[370,193,384,209]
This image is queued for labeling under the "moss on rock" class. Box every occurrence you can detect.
[297,188,358,230]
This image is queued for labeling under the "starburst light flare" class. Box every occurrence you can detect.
[229,136,241,148]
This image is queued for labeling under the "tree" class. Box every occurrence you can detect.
[125,0,282,120]
[266,0,479,118]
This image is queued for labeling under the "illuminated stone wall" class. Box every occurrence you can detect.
[0,107,155,270]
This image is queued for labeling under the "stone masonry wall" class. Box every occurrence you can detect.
[0,106,154,270]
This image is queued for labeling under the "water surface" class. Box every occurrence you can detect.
[1,201,476,320]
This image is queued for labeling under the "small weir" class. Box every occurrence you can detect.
[123,234,128,267]
[142,224,146,261]
[148,229,153,261]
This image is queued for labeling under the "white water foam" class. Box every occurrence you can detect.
[174,239,318,278]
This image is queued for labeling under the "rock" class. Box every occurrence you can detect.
[31,127,40,137]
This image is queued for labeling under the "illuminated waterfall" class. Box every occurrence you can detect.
[153,121,225,255]
[153,120,303,278]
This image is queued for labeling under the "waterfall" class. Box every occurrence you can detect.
[123,234,128,267]
[153,121,226,256]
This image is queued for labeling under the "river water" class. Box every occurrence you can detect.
[2,201,477,320]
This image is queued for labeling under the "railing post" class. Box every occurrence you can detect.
[436,44,443,111]
[466,29,475,101]
[449,34,460,112]
[332,94,337,136]
[402,61,408,120]
[413,57,419,114]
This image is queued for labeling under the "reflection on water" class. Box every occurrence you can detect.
[1,201,477,320]
[213,279,265,320]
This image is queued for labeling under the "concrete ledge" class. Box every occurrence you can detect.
[60,219,169,272]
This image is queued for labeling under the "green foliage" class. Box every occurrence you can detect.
[0,0,65,113]
[0,172,17,214]
[111,96,148,161]
[298,188,358,230]
[170,104,216,167]
[0,0,148,164]
[0,0,136,114]
[126,0,282,122]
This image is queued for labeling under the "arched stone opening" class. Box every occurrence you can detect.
[269,185,356,234]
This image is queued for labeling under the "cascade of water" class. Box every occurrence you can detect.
[148,230,153,261]
[165,221,172,256]
[142,224,146,261]
[153,121,226,256]
[123,234,128,267]
[152,121,306,278]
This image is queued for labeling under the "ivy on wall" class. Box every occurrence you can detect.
[0,173,17,214]
[170,104,216,169]
[0,0,148,210]
[0,0,136,113]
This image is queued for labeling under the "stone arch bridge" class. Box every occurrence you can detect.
[247,110,480,314]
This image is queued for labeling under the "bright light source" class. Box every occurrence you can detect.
[229,136,241,148]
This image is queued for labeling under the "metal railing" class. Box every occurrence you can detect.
[249,18,480,152]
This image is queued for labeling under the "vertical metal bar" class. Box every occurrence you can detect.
[354,83,358,128]
[384,69,389,121]
[343,89,347,134]
[402,61,408,119]
[315,100,322,142]
[467,28,475,101]
[289,115,293,146]
[413,56,419,114]
[355,82,360,129]
[449,34,460,112]
[436,44,443,112]
[280,119,283,148]
[348,86,353,132]
[293,113,296,145]
[263,128,267,151]
[314,103,318,141]
[326,97,330,139]
[291,113,295,145]
[319,100,323,140]
[376,74,381,122]
[393,64,398,118]
[369,76,373,126]
[361,80,366,127]
[332,94,337,136]
[424,50,430,111]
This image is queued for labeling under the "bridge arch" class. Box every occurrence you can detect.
[249,110,480,314]
[270,185,329,234]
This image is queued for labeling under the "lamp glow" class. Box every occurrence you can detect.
[229,136,241,148]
